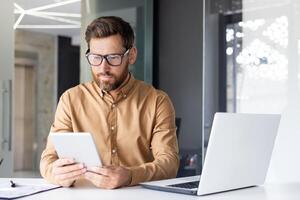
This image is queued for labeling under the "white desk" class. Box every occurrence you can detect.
[1,178,300,200]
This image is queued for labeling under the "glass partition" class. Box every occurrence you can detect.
[0,1,14,177]
[204,0,300,182]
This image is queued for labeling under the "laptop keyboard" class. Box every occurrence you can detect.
[168,181,199,189]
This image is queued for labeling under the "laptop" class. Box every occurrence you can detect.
[140,112,281,196]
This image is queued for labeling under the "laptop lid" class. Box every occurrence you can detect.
[198,113,280,195]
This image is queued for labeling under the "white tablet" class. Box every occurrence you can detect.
[49,132,102,167]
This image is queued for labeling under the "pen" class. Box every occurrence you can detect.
[10,180,16,188]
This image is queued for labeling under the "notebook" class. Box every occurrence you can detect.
[0,179,61,199]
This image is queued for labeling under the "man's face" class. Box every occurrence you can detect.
[89,34,136,91]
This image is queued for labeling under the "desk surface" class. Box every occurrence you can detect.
[1,178,300,200]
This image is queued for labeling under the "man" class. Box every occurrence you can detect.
[40,16,179,189]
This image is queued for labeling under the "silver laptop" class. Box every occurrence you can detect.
[140,112,281,195]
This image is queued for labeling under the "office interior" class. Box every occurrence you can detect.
[0,0,300,183]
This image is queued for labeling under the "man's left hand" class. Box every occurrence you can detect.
[84,166,132,189]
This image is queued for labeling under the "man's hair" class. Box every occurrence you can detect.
[85,16,134,49]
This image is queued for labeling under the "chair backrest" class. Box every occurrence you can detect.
[175,117,181,139]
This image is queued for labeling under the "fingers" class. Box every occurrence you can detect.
[87,166,113,176]
[84,166,131,189]
[53,158,75,167]
[55,166,86,180]
[54,163,85,175]
[52,161,132,189]
[85,171,112,189]
[52,158,87,187]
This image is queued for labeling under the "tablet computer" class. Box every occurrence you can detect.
[49,132,102,167]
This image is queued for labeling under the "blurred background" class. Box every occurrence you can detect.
[1,0,300,183]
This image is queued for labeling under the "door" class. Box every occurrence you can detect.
[0,1,14,177]
[14,64,36,172]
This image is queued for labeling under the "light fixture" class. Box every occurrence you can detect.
[14,0,81,29]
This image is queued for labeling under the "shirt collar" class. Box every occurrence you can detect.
[118,73,135,99]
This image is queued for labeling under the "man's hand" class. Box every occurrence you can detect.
[84,166,132,189]
[52,158,87,187]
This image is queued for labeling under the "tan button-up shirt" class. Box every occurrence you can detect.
[40,75,179,186]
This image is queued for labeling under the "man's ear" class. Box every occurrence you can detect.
[129,47,137,65]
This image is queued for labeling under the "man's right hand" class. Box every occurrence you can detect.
[52,158,87,187]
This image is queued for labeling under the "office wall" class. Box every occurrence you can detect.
[157,0,203,150]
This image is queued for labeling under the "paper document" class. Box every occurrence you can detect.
[0,181,61,199]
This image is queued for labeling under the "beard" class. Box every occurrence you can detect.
[92,67,129,92]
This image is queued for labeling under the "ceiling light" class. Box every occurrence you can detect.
[28,12,80,25]
[14,13,25,29]
[31,11,81,18]
[14,0,81,29]
[27,0,80,12]
[17,25,80,29]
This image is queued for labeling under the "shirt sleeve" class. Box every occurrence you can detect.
[127,93,180,185]
[40,91,73,184]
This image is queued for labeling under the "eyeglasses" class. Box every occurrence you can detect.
[85,48,130,67]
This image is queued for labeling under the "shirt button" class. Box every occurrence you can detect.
[111,126,115,130]
[112,149,117,154]
[123,94,127,98]
[112,104,116,108]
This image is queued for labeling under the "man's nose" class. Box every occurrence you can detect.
[99,58,111,69]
